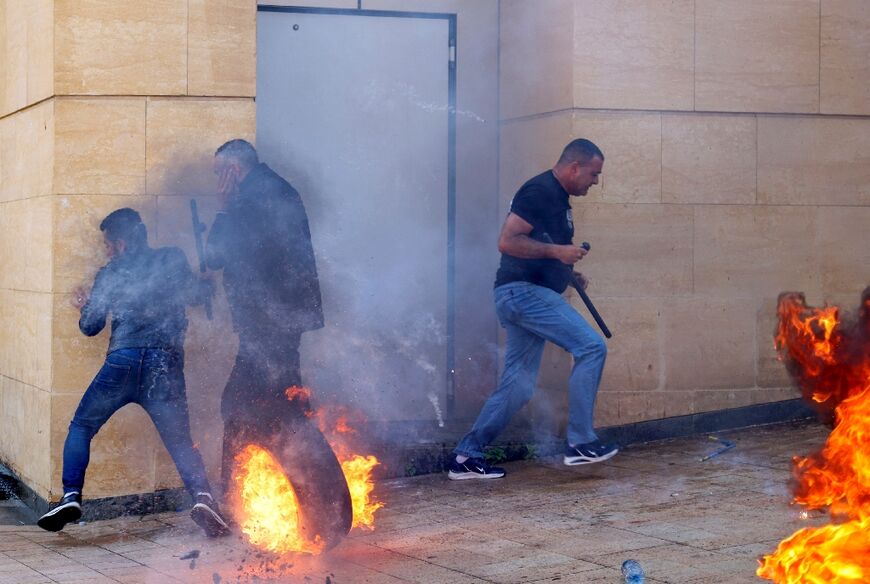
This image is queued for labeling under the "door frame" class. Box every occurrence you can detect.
[257,5,459,419]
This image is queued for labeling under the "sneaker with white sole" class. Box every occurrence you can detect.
[447,457,506,480]
[190,492,231,537]
[37,492,82,532]
[563,441,619,466]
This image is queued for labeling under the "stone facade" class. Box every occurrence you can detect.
[1,0,868,502]
[1,0,257,502]
[500,0,870,430]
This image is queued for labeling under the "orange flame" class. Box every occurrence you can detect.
[232,444,323,555]
[757,291,870,583]
[341,454,385,529]
[232,388,385,556]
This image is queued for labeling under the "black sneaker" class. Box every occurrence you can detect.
[448,457,506,480]
[190,492,231,537]
[37,492,82,532]
[563,441,619,466]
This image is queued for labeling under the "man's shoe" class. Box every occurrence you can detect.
[37,492,82,532]
[190,492,231,537]
[448,457,506,480]
[563,441,619,466]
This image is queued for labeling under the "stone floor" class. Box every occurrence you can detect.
[0,419,830,584]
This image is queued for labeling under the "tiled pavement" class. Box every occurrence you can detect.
[0,420,828,584]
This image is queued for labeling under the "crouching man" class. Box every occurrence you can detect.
[37,208,230,537]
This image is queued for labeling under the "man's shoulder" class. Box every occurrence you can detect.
[251,164,299,197]
[514,171,562,204]
[152,246,189,266]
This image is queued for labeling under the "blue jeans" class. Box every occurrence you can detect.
[62,348,211,498]
[455,282,607,459]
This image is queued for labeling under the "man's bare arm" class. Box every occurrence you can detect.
[498,213,586,265]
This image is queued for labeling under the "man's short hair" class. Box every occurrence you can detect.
[215,139,259,168]
[100,208,147,246]
[557,139,604,165]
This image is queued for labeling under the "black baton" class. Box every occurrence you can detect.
[189,199,213,320]
[542,233,612,339]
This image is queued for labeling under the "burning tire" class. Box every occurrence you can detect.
[226,415,353,552]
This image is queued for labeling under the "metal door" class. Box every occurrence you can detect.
[257,7,455,422]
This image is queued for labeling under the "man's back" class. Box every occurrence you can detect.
[206,162,324,336]
[79,246,195,353]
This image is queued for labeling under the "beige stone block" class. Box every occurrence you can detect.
[55,0,187,96]
[499,112,574,216]
[757,115,870,206]
[757,297,793,389]
[821,0,870,115]
[52,195,157,296]
[1,0,27,115]
[50,393,160,498]
[573,111,661,204]
[693,205,822,299]
[661,298,756,390]
[55,98,147,196]
[0,376,50,497]
[661,390,695,418]
[51,293,108,393]
[816,206,870,301]
[662,113,757,205]
[594,391,619,427]
[573,0,694,111]
[0,290,52,390]
[695,0,820,113]
[593,298,660,393]
[0,100,54,202]
[617,391,666,424]
[572,203,694,297]
[0,0,53,115]
[27,0,53,106]
[499,0,574,119]
[146,98,256,195]
[0,196,52,293]
[692,390,760,413]
[188,0,256,97]
[258,0,357,7]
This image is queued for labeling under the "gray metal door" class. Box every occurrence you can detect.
[257,7,454,422]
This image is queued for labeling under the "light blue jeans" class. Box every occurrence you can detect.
[455,282,607,459]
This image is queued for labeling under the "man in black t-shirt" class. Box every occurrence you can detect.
[449,139,618,480]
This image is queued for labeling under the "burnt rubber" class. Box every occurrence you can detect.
[225,415,353,551]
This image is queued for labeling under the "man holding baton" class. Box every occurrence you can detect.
[449,138,617,480]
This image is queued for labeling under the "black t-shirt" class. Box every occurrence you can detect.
[494,170,575,293]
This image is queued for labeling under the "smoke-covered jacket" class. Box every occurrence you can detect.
[205,163,324,337]
[80,246,200,353]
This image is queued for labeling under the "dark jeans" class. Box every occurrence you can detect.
[220,331,308,498]
[62,348,211,498]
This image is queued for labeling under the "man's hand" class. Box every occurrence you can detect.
[72,286,90,311]
[552,244,588,265]
[573,271,589,291]
[217,167,239,209]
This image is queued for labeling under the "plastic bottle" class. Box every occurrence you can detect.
[621,559,645,584]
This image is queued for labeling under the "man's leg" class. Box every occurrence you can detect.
[506,285,615,464]
[450,284,546,479]
[39,350,137,531]
[140,350,229,537]
[454,322,546,459]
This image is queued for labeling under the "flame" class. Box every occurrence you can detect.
[232,444,323,555]
[232,388,384,557]
[758,290,870,583]
[341,455,385,529]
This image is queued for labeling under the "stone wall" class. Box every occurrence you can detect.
[1,0,257,501]
[3,0,866,502]
[500,0,870,430]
